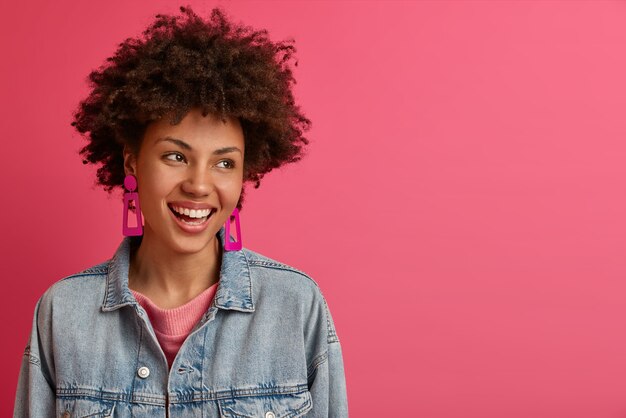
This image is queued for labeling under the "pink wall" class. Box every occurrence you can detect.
[3,0,626,416]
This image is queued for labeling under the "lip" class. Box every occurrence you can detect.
[168,204,214,234]
[168,201,215,210]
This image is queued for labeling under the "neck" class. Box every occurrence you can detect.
[128,229,221,308]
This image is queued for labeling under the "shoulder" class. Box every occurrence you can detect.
[243,248,315,280]
[242,248,322,294]
[241,248,339,344]
[38,260,110,313]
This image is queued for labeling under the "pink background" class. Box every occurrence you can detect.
[3,0,626,416]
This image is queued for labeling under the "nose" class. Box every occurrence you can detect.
[181,166,213,197]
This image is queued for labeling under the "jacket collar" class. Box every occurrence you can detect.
[102,227,255,313]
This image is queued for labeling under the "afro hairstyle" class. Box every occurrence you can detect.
[71,5,311,209]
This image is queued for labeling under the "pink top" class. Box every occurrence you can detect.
[131,282,219,368]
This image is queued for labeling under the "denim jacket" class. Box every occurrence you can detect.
[14,227,348,417]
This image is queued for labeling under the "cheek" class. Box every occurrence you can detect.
[137,167,175,207]
[215,177,242,204]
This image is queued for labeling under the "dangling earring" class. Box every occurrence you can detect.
[123,174,143,236]
[224,208,242,251]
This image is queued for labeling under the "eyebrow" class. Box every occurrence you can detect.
[156,137,242,155]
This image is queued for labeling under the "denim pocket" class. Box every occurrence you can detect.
[60,400,115,418]
[219,391,312,418]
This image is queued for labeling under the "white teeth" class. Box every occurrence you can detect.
[171,206,212,219]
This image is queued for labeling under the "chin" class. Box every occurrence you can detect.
[170,231,219,253]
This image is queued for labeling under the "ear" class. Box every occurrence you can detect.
[123,145,137,176]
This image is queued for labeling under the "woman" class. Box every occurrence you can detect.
[14,6,348,417]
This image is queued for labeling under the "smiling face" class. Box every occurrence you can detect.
[124,108,244,255]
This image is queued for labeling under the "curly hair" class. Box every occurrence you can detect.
[71,5,310,208]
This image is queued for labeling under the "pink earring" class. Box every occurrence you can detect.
[123,174,143,236]
[224,208,242,251]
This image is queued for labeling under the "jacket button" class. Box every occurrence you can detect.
[265,412,275,418]
[137,366,150,379]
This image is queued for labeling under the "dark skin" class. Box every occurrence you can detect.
[123,109,245,309]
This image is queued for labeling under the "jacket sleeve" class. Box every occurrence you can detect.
[308,297,349,417]
[13,296,56,418]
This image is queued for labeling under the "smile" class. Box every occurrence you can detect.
[168,204,214,227]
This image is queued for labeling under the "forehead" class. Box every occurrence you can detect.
[143,109,244,150]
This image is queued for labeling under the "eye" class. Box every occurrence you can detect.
[216,159,235,169]
[163,152,186,163]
